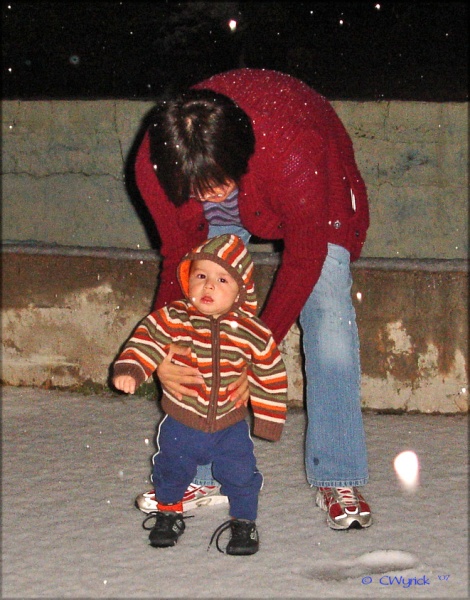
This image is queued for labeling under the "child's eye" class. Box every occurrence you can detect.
[219,278,227,283]
[196,273,206,279]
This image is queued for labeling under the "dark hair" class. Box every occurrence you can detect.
[147,89,255,206]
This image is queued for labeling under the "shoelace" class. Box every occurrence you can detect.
[142,511,192,532]
[207,519,233,553]
[334,487,358,507]
[323,487,362,516]
[207,519,257,553]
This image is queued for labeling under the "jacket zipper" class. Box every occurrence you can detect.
[207,317,221,432]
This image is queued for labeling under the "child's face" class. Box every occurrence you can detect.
[188,259,239,318]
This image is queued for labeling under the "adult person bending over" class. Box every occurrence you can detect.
[133,68,372,531]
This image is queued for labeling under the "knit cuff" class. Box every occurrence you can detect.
[253,418,283,442]
[112,363,147,388]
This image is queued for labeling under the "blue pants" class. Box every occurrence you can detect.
[152,416,263,521]
[190,225,369,488]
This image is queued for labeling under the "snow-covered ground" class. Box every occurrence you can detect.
[2,386,468,598]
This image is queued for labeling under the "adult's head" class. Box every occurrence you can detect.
[147,89,255,206]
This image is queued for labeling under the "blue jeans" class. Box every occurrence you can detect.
[299,243,368,487]
[193,226,368,488]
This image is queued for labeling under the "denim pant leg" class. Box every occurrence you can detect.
[192,223,252,487]
[299,243,369,488]
[208,224,252,245]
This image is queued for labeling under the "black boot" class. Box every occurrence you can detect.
[142,511,186,548]
[209,519,259,555]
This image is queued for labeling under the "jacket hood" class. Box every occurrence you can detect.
[177,234,257,317]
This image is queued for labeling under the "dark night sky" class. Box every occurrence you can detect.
[2,1,468,101]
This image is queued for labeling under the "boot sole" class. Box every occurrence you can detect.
[226,546,259,555]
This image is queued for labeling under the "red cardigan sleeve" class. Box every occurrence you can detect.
[245,129,330,344]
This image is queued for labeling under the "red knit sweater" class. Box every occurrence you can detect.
[135,69,369,343]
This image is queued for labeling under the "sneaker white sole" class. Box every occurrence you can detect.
[184,494,229,511]
[325,512,372,530]
[135,492,229,514]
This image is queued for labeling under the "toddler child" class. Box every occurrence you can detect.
[113,234,287,555]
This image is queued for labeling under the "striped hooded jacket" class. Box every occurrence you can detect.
[113,234,287,441]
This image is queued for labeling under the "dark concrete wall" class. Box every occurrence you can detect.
[2,99,468,411]
[2,100,468,260]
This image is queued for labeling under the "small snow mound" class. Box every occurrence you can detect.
[299,549,420,581]
[356,549,418,570]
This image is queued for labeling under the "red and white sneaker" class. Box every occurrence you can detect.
[316,487,372,530]
[135,484,228,514]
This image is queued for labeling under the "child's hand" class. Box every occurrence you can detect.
[113,375,137,394]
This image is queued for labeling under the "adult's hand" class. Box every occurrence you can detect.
[157,344,203,400]
[228,367,249,408]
